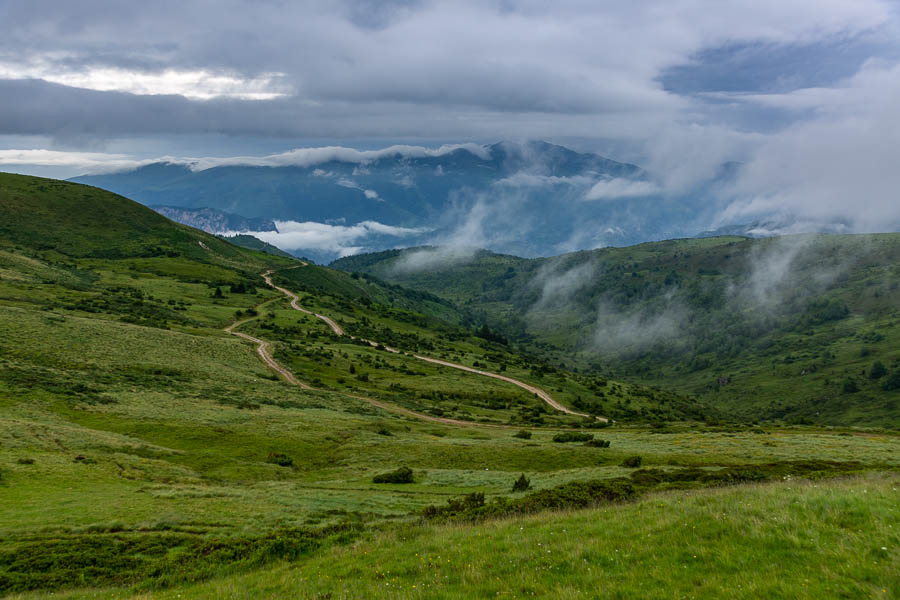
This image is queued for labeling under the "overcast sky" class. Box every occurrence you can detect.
[1,0,899,231]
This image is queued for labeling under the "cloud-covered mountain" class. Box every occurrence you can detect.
[151,205,276,235]
[71,140,740,260]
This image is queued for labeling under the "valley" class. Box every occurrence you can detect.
[0,173,897,598]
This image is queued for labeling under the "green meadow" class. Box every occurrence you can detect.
[1,173,898,597]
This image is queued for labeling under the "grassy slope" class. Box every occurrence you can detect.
[13,474,899,599]
[333,236,900,427]
[1,174,897,596]
[221,234,295,258]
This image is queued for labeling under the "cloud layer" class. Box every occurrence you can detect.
[239,219,429,257]
[2,1,899,246]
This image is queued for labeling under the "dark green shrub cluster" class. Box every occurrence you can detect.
[628,460,862,489]
[552,432,593,443]
[512,430,532,439]
[424,478,636,522]
[0,524,361,594]
[266,452,293,467]
[585,439,610,448]
[421,459,865,525]
[869,361,887,379]
[512,473,531,492]
[372,466,414,484]
[881,370,900,391]
[16,458,34,465]
[621,455,643,468]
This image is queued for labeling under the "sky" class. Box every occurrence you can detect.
[1,0,899,234]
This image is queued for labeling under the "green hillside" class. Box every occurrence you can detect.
[1,174,897,597]
[333,235,900,427]
[221,234,295,258]
[0,173,270,265]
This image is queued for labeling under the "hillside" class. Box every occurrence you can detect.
[0,173,274,266]
[1,173,897,597]
[223,234,295,258]
[333,234,900,427]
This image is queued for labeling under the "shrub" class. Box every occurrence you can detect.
[513,430,532,440]
[621,455,643,468]
[373,466,414,484]
[869,361,887,380]
[552,432,593,443]
[842,378,859,393]
[73,455,97,464]
[266,452,293,467]
[585,439,610,448]
[376,427,393,436]
[424,480,635,522]
[882,370,900,391]
[16,458,35,465]
[512,473,531,492]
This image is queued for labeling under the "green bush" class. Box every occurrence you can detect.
[266,452,293,467]
[512,473,531,492]
[882,370,900,391]
[842,378,859,393]
[552,432,593,443]
[373,466,414,484]
[621,455,643,468]
[424,479,635,522]
[513,430,532,439]
[16,458,35,465]
[869,361,887,380]
[0,524,361,594]
[585,439,610,448]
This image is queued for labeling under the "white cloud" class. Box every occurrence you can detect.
[363,189,379,200]
[718,59,900,232]
[235,219,430,257]
[0,143,492,175]
[0,149,151,173]
[0,59,286,100]
[185,143,491,171]
[494,172,595,188]
[584,178,659,200]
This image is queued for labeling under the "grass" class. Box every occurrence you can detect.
[332,234,900,427]
[1,173,898,596]
[12,474,897,599]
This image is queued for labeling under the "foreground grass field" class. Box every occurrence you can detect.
[11,474,898,599]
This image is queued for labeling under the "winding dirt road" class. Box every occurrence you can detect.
[225,310,313,390]
[256,268,602,421]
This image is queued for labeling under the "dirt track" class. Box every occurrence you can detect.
[225,312,313,390]
[259,268,604,422]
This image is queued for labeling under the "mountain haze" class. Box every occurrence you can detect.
[71,141,733,260]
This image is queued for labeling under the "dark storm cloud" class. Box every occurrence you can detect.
[2,0,891,135]
[2,0,900,232]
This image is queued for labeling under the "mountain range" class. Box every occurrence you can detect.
[150,205,276,235]
[71,141,735,261]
